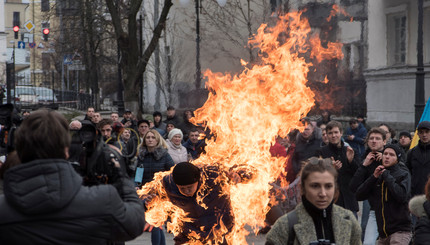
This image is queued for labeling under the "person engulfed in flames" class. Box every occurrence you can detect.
[142,161,250,245]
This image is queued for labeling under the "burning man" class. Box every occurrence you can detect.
[142,161,248,245]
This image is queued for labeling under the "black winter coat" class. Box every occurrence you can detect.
[406,141,430,196]
[136,146,175,185]
[354,162,411,238]
[0,159,145,244]
[162,165,234,244]
[349,149,383,195]
[316,142,359,212]
[292,133,322,174]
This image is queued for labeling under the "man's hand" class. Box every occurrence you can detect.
[331,157,342,170]
[363,152,375,166]
[373,165,385,178]
[374,152,382,162]
[347,135,355,141]
[346,146,354,163]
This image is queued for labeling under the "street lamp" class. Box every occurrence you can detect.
[180,0,227,89]
[415,0,425,127]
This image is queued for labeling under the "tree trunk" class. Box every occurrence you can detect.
[105,0,172,114]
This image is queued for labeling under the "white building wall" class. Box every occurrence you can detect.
[367,0,386,69]
[365,0,430,129]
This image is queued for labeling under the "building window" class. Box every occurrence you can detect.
[13,12,20,27]
[42,0,50,12]
[387,13,407,65]
[56,0,79,16]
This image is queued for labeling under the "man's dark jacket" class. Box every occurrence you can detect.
[162,165,234,244]
[292,132,322,175]
[406,141,430,196]
[0,159,145,244]
[316,142,360,212]
[353,162,411,238]
[182,139,206,160]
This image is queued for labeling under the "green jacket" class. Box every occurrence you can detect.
[266,203,362,245]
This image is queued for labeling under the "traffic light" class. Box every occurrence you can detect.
[13,26,19,39]
[42,28,50,41]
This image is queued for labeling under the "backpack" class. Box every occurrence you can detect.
[287,209,298,245]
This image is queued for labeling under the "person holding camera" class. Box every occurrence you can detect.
[0,109,145,244]
[266,157,362,245]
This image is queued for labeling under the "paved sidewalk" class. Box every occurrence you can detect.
[126,228,266,245]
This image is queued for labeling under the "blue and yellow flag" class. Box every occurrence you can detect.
[410,98,430,149]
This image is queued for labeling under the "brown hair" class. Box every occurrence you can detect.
[97,118,113,131]
[139,129,168,150]
[366,127,387,142]
[326,120,343,133]
[15,109,70,163]
[300,157,339,201]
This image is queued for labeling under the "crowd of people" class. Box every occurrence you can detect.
[2,105,430,245]
[265,111,430,245]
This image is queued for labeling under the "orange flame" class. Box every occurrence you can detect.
[138,9,344,244]
[327,4,353,22]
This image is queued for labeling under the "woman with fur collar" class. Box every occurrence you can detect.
[409,178,430,245]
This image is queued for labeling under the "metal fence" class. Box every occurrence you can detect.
[5,71,92,111]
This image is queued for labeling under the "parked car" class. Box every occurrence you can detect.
[6,86,39,109]
[14,86,39,109]
[34,87,59,109]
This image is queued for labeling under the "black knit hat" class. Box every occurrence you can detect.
[384,144,404,160]
[399,131,412,140]
[172,162,201,185]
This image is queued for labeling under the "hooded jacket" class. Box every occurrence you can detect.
[166,139,188,164]
[409,195,430,245]
[0,159,145,244]
[353,161,411,238]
